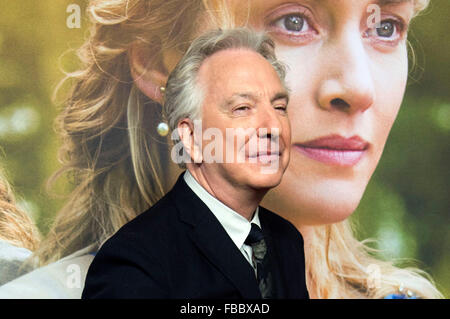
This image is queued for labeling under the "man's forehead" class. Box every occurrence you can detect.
[226,91,284,100]
[208,79,286,103]
[200,53,281,90]
[198,48,272,79]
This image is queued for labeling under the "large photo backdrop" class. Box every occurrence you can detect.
[0,0,448,296]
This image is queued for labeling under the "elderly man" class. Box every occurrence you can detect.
[82,28,309,299]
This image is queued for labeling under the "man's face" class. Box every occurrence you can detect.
[195,48,291,192]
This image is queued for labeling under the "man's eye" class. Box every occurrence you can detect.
[275,105,287,113]
[233,105,251,114]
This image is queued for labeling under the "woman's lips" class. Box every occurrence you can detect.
[294,135,369,166]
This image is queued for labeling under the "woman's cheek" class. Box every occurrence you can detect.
[276,44,318,108]
[371,48,408,149]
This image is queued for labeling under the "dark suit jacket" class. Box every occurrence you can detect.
[82,173,309,299]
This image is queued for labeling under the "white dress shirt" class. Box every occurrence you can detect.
[184,170,260,274]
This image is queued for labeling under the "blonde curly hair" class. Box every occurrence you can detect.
[0,167,40,251]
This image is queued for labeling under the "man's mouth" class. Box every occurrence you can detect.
[247,150,282,163]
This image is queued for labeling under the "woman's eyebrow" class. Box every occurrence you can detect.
[377,0,412,5]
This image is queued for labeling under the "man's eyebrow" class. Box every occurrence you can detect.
[222,91,289,108]
[271,92,289,105]
[222,92,258,108]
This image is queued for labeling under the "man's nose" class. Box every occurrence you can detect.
[316,29,375,115]
[256,105,283,140]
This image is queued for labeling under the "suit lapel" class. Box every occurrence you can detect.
[170,173,261,299]
[259,207,308,299]
[189,221,262,299]
[259,209,286,299]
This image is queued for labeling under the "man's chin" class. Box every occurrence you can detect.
[247,171,284,190]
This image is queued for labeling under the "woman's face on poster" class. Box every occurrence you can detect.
[220,0,415,225]
[147,0,416,225]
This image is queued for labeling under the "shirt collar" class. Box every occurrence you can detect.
[183,170,261,250]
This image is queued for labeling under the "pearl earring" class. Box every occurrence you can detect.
[157,86,169,136]
[157,122,169,137]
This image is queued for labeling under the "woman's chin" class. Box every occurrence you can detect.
[261,180,366,226]
[298,199,360,225]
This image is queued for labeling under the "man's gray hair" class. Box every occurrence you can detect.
[163,28,288,142]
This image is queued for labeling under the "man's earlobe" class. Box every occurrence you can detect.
[178,120,203,164]
[128,40,169,104]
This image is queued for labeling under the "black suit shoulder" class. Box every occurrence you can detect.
[82,191,179,299]
[118,190,177,237]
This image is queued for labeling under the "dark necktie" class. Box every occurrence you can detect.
[245,223,274,299]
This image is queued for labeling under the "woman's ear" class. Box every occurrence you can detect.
[128,39,169,104]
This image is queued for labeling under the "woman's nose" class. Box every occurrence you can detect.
[316,31,375,115]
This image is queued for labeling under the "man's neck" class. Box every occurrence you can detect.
[186,166,266,221]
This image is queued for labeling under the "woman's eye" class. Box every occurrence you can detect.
[365,18,405,43]
[274,14,310,34]
[283,14,305,32]
[376,20,395,38]
[267,10,318,45]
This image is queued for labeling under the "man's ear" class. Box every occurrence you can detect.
[178,118,203,164]
[128,39,169,104]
